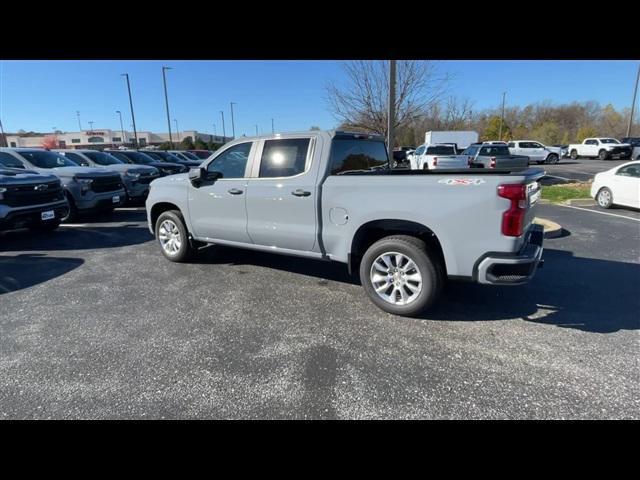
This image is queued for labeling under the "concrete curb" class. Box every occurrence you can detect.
[533,217,563,239]
[563,198,596,207]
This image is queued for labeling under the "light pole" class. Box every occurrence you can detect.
[220,110,226,140]
[116,110,125,145]
[174,119,180,143]
[271,118,274,134]
[0,118,6,147]
[213,123,216,136]
[625,63,640,138]
[121,73,139,149]
[499,91,507,141]
[387,59,396,163]
[76,111,82,131]
[255,125,259,136]
[230,102,236,139]
[162,66,174,149]
[88,121,94,131]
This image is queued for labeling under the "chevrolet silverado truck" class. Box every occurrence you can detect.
[146,131,545,316]
[0,148,125,222]
[0,167,69,233]
[407,143,469,170]
[56,149,160,202]
[567,138,633,160]
[463,143,529,170]
[507,140,563,164]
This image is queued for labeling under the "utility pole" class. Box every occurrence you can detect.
[76,111,82,131]
[626,63,640,138]
[0,118,7,147]
[271,118,275,134]
[387,59,396,165]
[122,73,139,149]
[255,125,259,136]
[220,110,226,140]
[88,121,94,131]
[499,91,507,141]
[174,119,180,143]
[213,123,216,136]
[162,66,174,148]
[230,102,236,139]
[116,110,125,146]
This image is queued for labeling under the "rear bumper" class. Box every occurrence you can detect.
[473,224,544,285]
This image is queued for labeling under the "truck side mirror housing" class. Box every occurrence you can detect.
[189,167,205,187]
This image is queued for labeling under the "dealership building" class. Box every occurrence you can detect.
[3,129,231,149]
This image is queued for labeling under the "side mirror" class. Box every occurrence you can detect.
[188,167,205,187]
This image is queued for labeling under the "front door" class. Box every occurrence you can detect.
[245,137,320,251]
[188,141,255,242]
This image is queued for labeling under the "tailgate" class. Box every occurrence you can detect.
[433,155,468,168]
[496,155,529,169]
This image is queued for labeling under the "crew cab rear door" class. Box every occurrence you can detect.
[244,136,321,251]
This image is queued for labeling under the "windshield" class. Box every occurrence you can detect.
[83,151,124,165]
[426,145,456,155]
[18,150,78,168]
[600,139,620,144]
[113,151,156,165]
[155,151,184,163]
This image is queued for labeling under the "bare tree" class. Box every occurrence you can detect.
[326,60,450,139]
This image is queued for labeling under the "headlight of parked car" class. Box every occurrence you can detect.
[160,168,174,175]
[75,177,93,192]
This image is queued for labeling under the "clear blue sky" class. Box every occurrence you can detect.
[1,60,638,135]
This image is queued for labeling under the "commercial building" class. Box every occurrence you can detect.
[4,129,231,150]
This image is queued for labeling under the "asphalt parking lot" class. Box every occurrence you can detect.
[541,157,631,182]
[1,199,638,419]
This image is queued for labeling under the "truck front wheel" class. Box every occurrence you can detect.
[570,150,579,160]
[155,210,194,262]
[359,235,443,317]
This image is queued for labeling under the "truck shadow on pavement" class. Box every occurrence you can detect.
[0,253,84,295]
[0,225,153,252]
[430,249,640,333]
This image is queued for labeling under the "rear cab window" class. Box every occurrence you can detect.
[425,145,456,155]
[479,146,511,156]
[329,138,388,175]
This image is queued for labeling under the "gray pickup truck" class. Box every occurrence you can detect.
[0,148,126,222]
[0,167,69,233]
[146,130,545,316]
[464,143,529,170]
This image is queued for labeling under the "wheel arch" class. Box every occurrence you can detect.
[348,219,448,277]
[150,202,184,233]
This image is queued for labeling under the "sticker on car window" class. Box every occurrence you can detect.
[438,178,486,185]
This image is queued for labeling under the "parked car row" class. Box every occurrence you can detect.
[403,142,530,171]
[0,147,206,233]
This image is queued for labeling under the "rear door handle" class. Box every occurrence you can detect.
[228,188,244,195]
[291,189,311,197]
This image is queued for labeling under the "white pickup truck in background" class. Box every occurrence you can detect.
[508,140,563,164]
[567,138,633,160]
[407,143,470,170]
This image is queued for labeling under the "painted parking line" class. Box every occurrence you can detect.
[559,204,640,222]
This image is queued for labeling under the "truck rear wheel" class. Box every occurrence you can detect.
[598,149,609,160]
[155,210,194,262]
[359,235,443,317]
[546,153,559,164]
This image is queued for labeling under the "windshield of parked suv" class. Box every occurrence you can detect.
[18,150,78,168]
[83,151,124,165]
[426,145,456,155]
[154,151,184,163]
[176,151,200,160]
[600,139,620,144]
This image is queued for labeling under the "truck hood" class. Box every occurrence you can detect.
[92,164,158,175]
[150,172,189,186]
[44,166,119,178]
[0,168,60,186]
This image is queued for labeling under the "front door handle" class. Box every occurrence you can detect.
[291,189,311,197]
[228,188,244,195]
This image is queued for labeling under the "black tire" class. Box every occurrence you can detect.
[359,235,444,317]
[570,149,578,160]
[61,193,78,223]
[154,210,194,262]
[536,160,545,165]
[546,154,559,164]
[28,220,61,233]
[596,187,613,209]
[598,149,609,160]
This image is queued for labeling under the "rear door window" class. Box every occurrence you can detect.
[258,138,310,178]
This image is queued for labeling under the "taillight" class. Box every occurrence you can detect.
[498,184,527,237]
[490,157,496,168]
[432,157,438,166]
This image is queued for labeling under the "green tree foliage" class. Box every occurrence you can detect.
[481,115,512,141]
[180,136,195,150]
[531,121,561,145]
[576,125,598,142]
[194,138,208,150]
[207,141,222,150]
[158,142,173,150]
